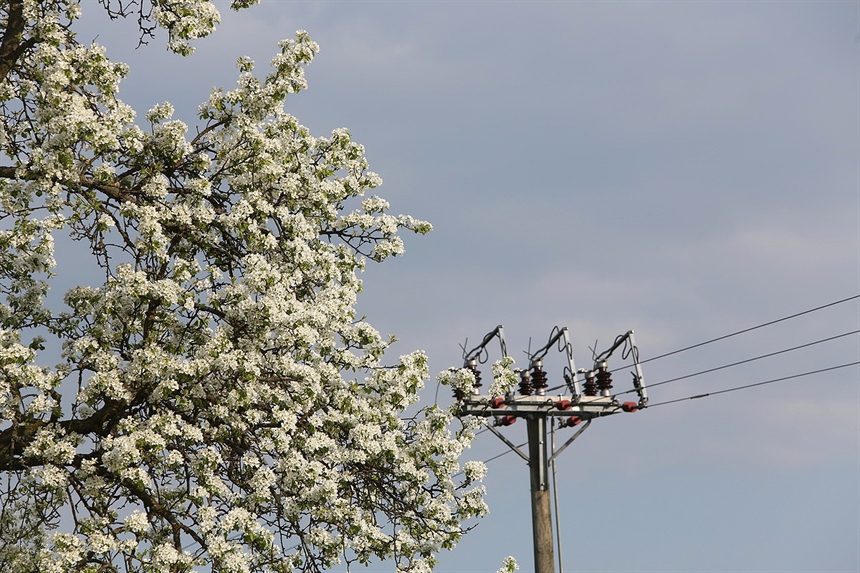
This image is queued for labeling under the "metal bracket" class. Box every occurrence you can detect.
[485,423,530,463]
[463,325,508,367]
[627,330,649,408]
[548,419,592,463]
[460,394,622,419]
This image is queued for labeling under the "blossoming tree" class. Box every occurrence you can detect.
[0,1,492,570]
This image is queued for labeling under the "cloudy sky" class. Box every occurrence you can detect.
[76,1,859,571]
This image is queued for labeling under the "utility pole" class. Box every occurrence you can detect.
[528,415,554,573]
[455,326,648,573]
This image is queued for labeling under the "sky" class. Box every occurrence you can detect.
[72,1,860,572]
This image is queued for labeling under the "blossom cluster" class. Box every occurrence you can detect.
[0,2,485,571]
[437,357,518,398]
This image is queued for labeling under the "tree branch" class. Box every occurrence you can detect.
[0,1,36,85]
[0,398,127,471]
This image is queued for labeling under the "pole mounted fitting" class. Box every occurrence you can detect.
[531,359,549,395]
[596,360,613,396]
[518,368,533,396]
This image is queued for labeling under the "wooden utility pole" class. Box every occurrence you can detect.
[528,416,555,573]
[456,326,648,573]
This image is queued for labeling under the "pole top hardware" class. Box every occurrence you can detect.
[454,326,649,421]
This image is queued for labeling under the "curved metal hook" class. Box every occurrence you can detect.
[463,325,508,367]
[527,327,582,398]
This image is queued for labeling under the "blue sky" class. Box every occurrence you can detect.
[75,1,860,571]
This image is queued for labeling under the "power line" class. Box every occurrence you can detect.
[614,329,859,396]
[469,295,860,395]
[647,361,860,408]
[637,294,859,367]
[467,360,859,469]
[482,442,527,465]
[547,319,859,395]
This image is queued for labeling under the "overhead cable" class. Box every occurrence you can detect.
[482,442,528,465]
[647,361,860,408]
[466,361,859,469]
[638,294,859,366]
[546,295,858,394]
[454,440,528,478]
[614,329,859,396]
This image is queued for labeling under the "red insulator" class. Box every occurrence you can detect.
[564,416,582,427]
[621,401,639,413]
[488,396,506,409]
[497,415,517,427]
[555,399,573,411]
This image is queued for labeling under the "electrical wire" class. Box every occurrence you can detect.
[451,427,512,478]
[638,294,859,366]
[481,441,527,464]
[613,329,859,396]
[544,295,859,393]
[458,296,860,471]
[548,326,858,395]
[464,360,858,469]
[646,361,860,408]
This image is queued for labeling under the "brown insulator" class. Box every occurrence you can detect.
[518,369,533,396]
[583,371,598,396]
[531,365,548,392]
[596,361,612,394]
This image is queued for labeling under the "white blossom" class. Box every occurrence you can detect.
[462,460,488,483]
[0,3,471,571]
[488,356,518,397]
[496,556,520,573]
[124,510,150,534]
